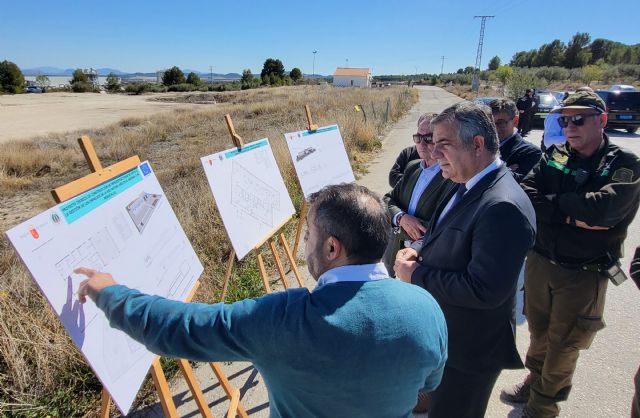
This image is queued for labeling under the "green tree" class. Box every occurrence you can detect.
[581,65,603,85]
[240,69,255,89]
[536,40,565,67]
[496,65,513,86]
[35,74,50,89]
[0,60,25,93]
[186,72,203,86]
[463,66,475,74]
[565,32,592,68]
[487,56,501,71]
[105,73,121,92]
[71,68,89,84]
[289,67,302,82]
[260,58,285,85]
[162,66,185,86]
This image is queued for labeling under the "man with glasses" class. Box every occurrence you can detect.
[489,98,542,182]
[383,113,454,281]
[502,91,640,418]
[388,115,427,187]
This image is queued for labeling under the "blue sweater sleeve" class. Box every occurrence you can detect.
[95,285,288,362]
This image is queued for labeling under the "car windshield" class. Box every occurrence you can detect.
[537,95,557,106]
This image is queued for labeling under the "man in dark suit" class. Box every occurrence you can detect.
[395,101,537,418]
[489,98,542,183]
[383,113,454,277]
[388,113,434,187]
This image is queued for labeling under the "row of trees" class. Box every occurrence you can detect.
[508,33,639,69]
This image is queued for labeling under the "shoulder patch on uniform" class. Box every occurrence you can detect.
[612,168,634,183]
[551,149,568,164]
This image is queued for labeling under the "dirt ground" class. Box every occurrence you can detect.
[0,92,201,143]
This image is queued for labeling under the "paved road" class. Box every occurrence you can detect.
[132,86,640,417]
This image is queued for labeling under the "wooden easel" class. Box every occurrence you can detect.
[290,105,318,258]
[219,115,305,300]
[53,135,245,418]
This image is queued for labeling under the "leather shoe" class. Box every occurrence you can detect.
[500,374,533,404]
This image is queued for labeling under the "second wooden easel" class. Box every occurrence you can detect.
[53,135,246,418]
[218,115,304,300]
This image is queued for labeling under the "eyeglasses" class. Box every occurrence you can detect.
[557,113,600,128]
[413,133,433,144]
[494,119,512,127]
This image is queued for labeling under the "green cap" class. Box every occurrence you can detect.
[552,91,606,114]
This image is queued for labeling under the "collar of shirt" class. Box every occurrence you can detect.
[315,262,389,289]
[419,161,441,173]
[499,132,517,146]
[465,157,503,191]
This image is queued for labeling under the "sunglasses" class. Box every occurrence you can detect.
[413,133,433,144]
[557,113,600,128]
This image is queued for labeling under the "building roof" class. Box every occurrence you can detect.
[333,67,370,77]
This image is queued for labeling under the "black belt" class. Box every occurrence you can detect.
[547,259,605,273]
[535,249,609,272]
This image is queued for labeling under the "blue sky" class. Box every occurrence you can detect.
[2,0,638,76]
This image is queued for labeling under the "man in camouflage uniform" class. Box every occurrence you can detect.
[502,91,640,417]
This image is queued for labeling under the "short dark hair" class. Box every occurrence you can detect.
[308,183,390,264]
[488,98,517,119]
[431,101,500,155]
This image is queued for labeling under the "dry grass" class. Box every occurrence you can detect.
[0,85,417,416]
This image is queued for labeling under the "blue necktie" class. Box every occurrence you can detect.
[435,183,467,227]
[451,183,467,208]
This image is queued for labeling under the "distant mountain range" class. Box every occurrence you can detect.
[21,66,243,80]
[20,66,328,80]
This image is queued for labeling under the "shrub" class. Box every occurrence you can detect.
[71,81,97,93]
[0,60,25,93]
[167,83,197,92]
[162,66,185,86]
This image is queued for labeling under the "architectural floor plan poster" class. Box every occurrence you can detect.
[201,138,295,260]
[284,124,355,198]
[5,162,203,415]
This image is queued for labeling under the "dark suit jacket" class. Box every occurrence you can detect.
[500,133,542,183]
[383,161,454,274]
[385,160,454,223]
[388,146,420,187]
[411,165,536,373]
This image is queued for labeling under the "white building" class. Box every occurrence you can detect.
[332,68,372,88]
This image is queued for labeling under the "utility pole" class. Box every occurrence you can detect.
[472,15,493,92]
[440,56,446,75]
[312,50,317,77]
[210,66,213,84]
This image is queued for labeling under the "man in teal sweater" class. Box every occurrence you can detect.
[76,183,448,418]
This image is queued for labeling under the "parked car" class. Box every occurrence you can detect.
[551,90,571,103]
[596,89,640,133]
[533,91,560,126]
[610,84,637,92]
[473,96,501,106]
[25,85,43,93]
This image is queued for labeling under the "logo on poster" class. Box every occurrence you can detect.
[28,225,39,239]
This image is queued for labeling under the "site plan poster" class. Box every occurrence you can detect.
[284,124,355,198]
[201,138,295,260]
[6,162,203,415]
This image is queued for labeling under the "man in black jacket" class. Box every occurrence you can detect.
[489,98,542,182]
[387,114,435,187]
[503,91,640,417]
[517,89,536,137]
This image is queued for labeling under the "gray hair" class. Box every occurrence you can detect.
[431,101,500,155]
[307,183,390,264]
[488,98,518,120]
